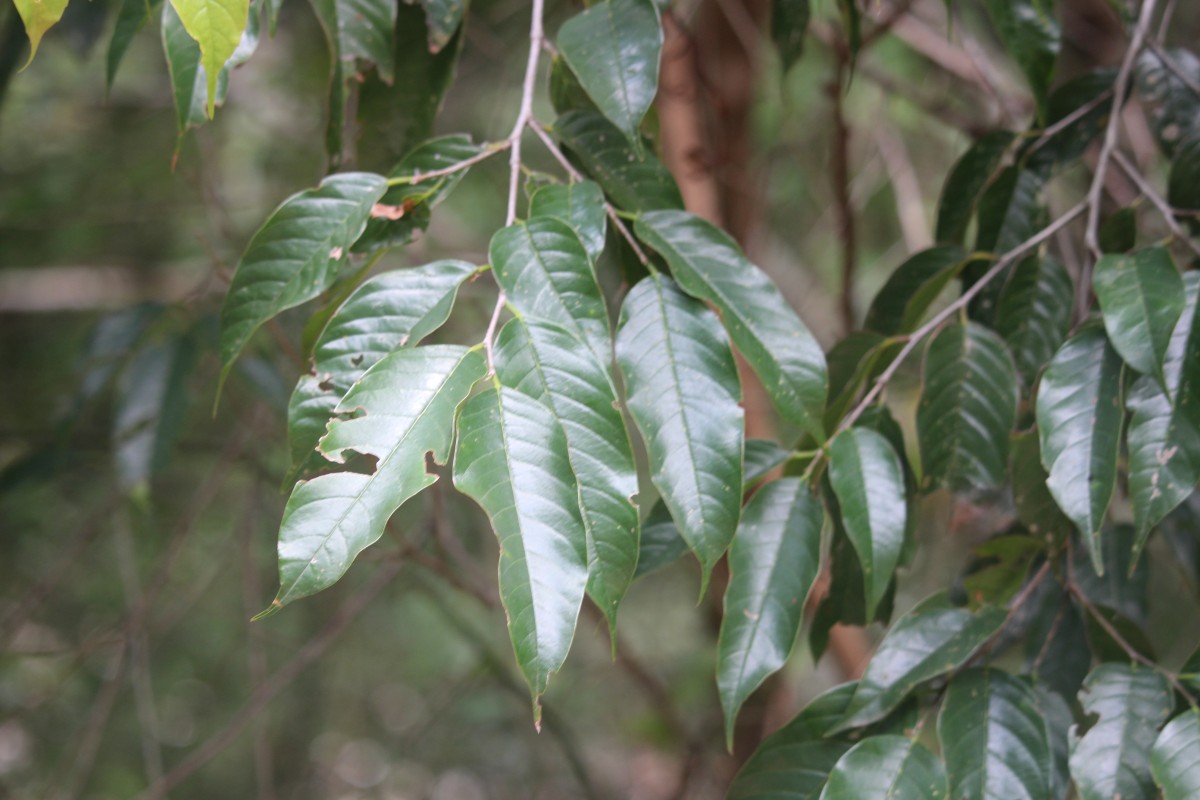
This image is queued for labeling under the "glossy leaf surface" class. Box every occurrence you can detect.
[528,180,607,263]
[555,111,684,212]
[1093,246,1184,388]
[864,245,967,335]
[995,255,1072,386]
[1152,710,1200,800]
[983,0,1059,118]
[819,736,947,800]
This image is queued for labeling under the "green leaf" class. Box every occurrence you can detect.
[1036,324,1124,572]
[917,322,1019,492]
[453,383,589,724]
[489,218,611,370]
[14,0,69,66]
[1069,664,1174,800]
[937,668,1052,800]
[718,480,823,748]
[1135,48,1200,158]
[959,534,1042,609]
[830,593,1007,732]
[771,0,809,72]
[1099,207,1138,254]
[635,210,828,437]
[107,0,162,89]
[493,318,639,635]
[269,346,484,610]
[419,0,464,54]
[1071,524,1149,625]
[1176,274,1200,435]
[554,110,684,212]
[309,0,394,81]
[836,0,859,62]
[166,0,250,117]
[557,0,661,144]
[1168,137,1200,234]
[970,166,1045,322]
[995,255,1073,386]
[286,374,336,476]
[982,0,1059,120]
[828,428,906,618]
[1153,710,1200,800]
[161,0,258,134]
[1093,246,1184,388]
[1022,577,1090,700]
[549,55,599,116]
[865,246,968,336]
[1010,431,1071,541]
[1024,69,1115,176]
[218,172,388,390]
[936,131,1015,246]
[818,736,947,800]
[615,275,743,588]
[529,180,608,264]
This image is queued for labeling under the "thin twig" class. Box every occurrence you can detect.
[1023,89,1114,160]
[1084,0,1160,262]
[1146,39,1200,98]
[385,142,511,187]
[1112,148,1200,257]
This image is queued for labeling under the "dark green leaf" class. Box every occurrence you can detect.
[818,736,947,800]
[937,668,1052,800]
[936,131,1015,246]
[1098,207,1138,254]
[830,593,1007,732]
[864,245,967,335]
[557,0,661,144]
[269,346,484,610]
[983,0,1060,119]
[419,0,464,54]
[107,0,161,89]
[1175,273,1200,435]
[1069,664,1174,800]
[918,322,1018,491]
[635,210,828,437]
[549,55,599,116]
[959,534,1043,609]
[1093,246,1184,388]
[718,480,823,747]
[309,0,395,83]
[554,110,684,212]
[828,428,905,617]
[1022,580,1090,701]
[1024,69,1114,176]
[494,317,639,635]
[1168,136,1200,233]
[218,172,388,388]
[995,254,1072,386]
[1083,604,1156,663]
[489,217,611,370]
[1072,524,1149,625]
[970,167,1045,322]
[1135,48,1200,158]
[615,275,743,588]
[1153,710,1200,800]
[453,382,588,725]
[1010,431,1071,541]
[771,0,809,72]
[529,180,608,263]
[1036,324,1124,572]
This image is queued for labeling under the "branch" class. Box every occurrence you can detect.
[1112,148,1200,258]
[385,141,511,187]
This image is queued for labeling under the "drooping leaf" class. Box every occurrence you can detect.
[830,592,1007,732]
[453,382,589,724]
[969,166,1045,322]
[771,0,810,72]
[308,0,395,82]
[166,0,250,117]
[718,480,823,748]
[823,333,901,431]
[554,110,684,212]
[982,0,1060,120]
[1093,246,1184,388]
[107,0,162,89]
[1024,69,1115,176]
[1036,324,1124,572]
[218,172,388,389]
[494,318,639,635]
[635,210,827,437]
[995,254,1072,386]
[818,736,947,800]
[529,180,608,263]
[14,0,69,66]
[489,218,611,370]
[936,132,1015,246]
[1153,710,1200,800]
[1072,524,1149,625]
[615,275,743,588]
[419,0,464,54]
[1135,48,1200,158]
[557,0,661,144]
[161,0,258,134]
[828,428,906,618]
[937,668,1052,800]
[917,322,1019,492]
[268,346,484,611]
[1069,664,1174,800]
[864,245,967,335]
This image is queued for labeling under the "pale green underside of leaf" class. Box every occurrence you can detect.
[557,0,662,143]
[453,384,589,724]
[554,110,684,212]
[818,735,948,800]
[494,317,639,634]
[718,480,823,748]
[271,346,484,610]
[218,172,388,390]
[1093,246,1184,389]
[615,275,743,588]
[830,592,1006,732]
[937,668,1052,800]
[167,0,250,116]
[1069,664,1174,800]
[1036,324,1124,573]
[828,427,906,618]
[918,322,1018,491]
[529,180,608,264]
[1153,710,1200,800]
[635,210,828,438]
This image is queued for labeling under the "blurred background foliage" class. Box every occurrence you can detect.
[2,0,1200,797]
